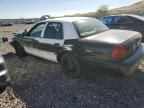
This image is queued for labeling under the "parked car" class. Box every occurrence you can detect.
[11,17,144,76]
[24,19,34,24]
[0,38,10,89]
[1,23,14,26]
[0,55,10,88]
[100,14,144,41]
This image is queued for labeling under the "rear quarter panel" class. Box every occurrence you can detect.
[73,39,115,61]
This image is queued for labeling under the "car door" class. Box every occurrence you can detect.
[22,22,47,57]
[34,22,64,62]
[112,16,134,30]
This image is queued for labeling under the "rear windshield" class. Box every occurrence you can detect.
[130,15,144,21]
[73,18,109,38]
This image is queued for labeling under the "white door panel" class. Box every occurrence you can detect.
[24,46,58,63]
[23,37,60,63]
[38,38,64,46]
[23,22,64,63]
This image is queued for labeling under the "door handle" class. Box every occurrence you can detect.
[25,39,38,43]
[54,43,60,47]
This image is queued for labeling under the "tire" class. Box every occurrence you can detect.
[60,54,81,78]
[14,42,26,57]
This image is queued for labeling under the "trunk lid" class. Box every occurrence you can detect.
[83,29,142,61]
[84,29,141,44]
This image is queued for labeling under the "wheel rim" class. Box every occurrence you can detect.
[62,57,77,74]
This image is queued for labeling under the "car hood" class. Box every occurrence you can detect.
[84,29,141,44]
[13,31,23,36]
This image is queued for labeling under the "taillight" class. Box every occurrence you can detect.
[112,45,128,60]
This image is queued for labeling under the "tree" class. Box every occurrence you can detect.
[96,5,109,18]
[40,15,51,21]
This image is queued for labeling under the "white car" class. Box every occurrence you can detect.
[12,17,144,77]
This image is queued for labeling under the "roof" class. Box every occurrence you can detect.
[103,14,144,21]
[40,17,90,23]
[106,14,136,16]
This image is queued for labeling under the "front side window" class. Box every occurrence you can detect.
[74,18,109,38]
[44,22,63,39]
[100,17,113,25]
[28,23,46,37]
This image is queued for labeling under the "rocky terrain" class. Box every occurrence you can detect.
[64,0,144,17]
[0,24,34,38]
[111,0,144,15]
[0,87,26,108]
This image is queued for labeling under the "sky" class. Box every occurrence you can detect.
[0,0,141,19]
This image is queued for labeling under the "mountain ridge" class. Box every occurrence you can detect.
[111,0,144,14]
[63,0,144,17]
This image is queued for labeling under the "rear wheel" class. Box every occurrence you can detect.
[60,54,81,78]
[14,42,26,57]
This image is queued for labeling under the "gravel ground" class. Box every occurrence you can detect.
[0,24,34,42]
[0,87,26,108]
[0,24,34,38]
[0,43,144,108]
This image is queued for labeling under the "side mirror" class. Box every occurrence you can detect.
[23,29,28,36]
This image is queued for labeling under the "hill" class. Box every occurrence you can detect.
[63,0,144,17]
[110,0,144,15]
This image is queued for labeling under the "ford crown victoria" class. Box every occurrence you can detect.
[11,17,144,77]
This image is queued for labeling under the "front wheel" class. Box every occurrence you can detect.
[14,42,27,57]
[60,54,81,78]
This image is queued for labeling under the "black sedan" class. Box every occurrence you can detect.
[100,14,144,41]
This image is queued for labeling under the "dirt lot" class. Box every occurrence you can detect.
[1,25,144,108]
[0,24,34,38]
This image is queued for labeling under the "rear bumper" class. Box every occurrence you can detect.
[79,43,144,75]
[120,43,144,75]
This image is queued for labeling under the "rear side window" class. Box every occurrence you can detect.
[113,16,133,24]
[44,22,63,39]
[128,16,144,25]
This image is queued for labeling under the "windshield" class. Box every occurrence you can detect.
[74,18,109,38]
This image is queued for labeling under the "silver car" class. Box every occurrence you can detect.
[0,55,10,88]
